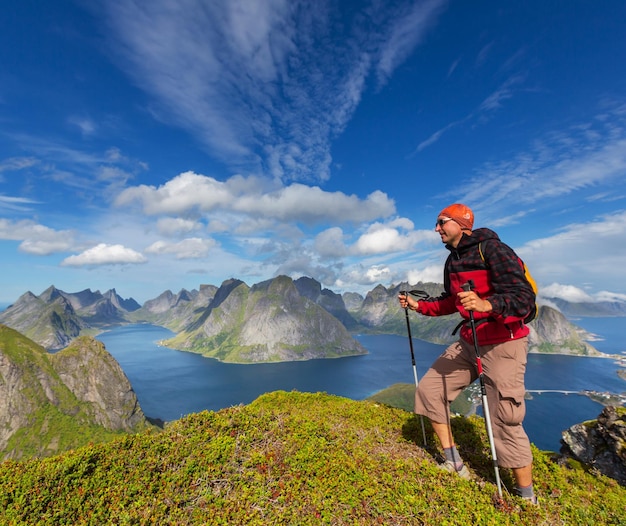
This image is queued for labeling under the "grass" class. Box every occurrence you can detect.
[0,390,624,525]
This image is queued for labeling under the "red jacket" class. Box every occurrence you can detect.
[417,228,535,346]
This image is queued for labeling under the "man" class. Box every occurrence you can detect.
[398,203,537,504]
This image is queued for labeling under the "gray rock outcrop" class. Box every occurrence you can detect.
[560,406,626,486]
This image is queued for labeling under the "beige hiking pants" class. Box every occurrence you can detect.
[415,336,533,468]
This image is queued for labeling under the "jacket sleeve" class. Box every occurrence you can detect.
[481,239,535,320]
[416,255,459,317]
[417,293,458,316]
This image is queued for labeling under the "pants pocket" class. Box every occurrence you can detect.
[496,386,526,426]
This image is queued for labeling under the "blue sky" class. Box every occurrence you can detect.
[1,0,626,306]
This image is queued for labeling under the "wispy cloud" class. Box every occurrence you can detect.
[67,115,97,137]
[517,210,626,290]
[4,134,146,198]
[0,195,40,212]
[414,119,465,153]
[0,157,39,173]
[456,107,626,218]
[374,0,447,86]
[478,74,526,112]
[97,0,447,183]
[414,73,526,153]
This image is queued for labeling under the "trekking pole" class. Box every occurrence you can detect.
[401,291,427,446]
[461,281,503,498]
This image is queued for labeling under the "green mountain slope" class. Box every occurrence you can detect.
[0,326,152,460]
[0,391,624,525]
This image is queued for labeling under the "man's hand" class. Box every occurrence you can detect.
[458,290,493,313]
[398,293,419,311]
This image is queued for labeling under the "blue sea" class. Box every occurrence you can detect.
[97,317,626,453]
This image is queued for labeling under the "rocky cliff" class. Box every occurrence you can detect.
[0,325,150,460]
[560,406,626,486]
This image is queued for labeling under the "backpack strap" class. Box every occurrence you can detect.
[451,316,495,335]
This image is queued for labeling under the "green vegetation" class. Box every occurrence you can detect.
[1,391,624,525]
[4,408,123,460]
[535,336,599,356]
[368,383,477,416]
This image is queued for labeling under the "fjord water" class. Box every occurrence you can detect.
[98,318,625,453]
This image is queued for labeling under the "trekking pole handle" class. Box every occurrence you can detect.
[461,280,474,292]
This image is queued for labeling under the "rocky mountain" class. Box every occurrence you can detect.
[348,282,461,342]
[0,325,151,460]
[129,284,219,331]
[0,286,140,350]
[294,276,359,329]
[0,288,87,350]
[0,277,609,359]
[543,297,626,317]
[163,276,367,363]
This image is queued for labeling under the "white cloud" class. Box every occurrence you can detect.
[156,217,202,236]
[115,171,235,215]
[61,243,147,266]
[540,283,594,303]
[145,238,216,259]
[540,284,626,304]
[314,227,348,258]
[479,74,526,112]
[352,220,434,255]
[364,265,392,283]
[595,290,626,303]
[0,219,75,255]
[413,73,524,153]
[407,264,445,285]
[340,264,393,287]
[115,171,396,225]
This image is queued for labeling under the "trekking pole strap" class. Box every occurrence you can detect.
[407,290,430,299]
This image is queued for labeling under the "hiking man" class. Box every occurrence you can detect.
[398,203,537,504]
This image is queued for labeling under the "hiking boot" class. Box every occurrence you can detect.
[438,460,471,480]
[521,495,539,506]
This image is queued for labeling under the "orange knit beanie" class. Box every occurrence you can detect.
[438,203,474,230]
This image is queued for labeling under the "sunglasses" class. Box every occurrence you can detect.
[435,218,454,227]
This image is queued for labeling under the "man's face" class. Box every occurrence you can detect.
[435,216,464,247]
